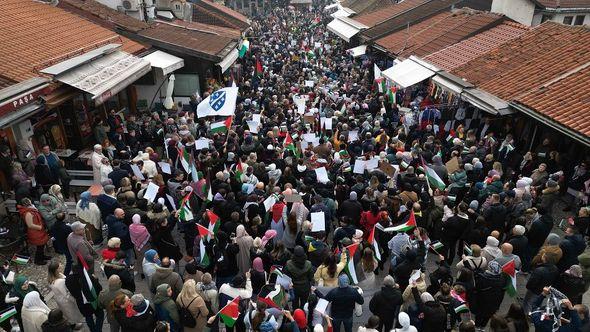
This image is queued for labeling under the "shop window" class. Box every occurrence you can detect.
[574,15,585,25]
[563,16,574,25]
[174,73,201,97]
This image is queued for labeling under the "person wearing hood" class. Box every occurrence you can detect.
[555,265,586,305]
[482,234,502,263]
[558,225,586,271]
[507,225,528,267]
[98,275,133,332]
[6,274,41,329]
[472,261,507,329]
[213,230,240,289]
[22,291,50,332]
[315,274,364,332]
[338,192,363,226]
[411,288,446,332]
[76,191,102,244]
[430,155,448,183]
[284,245,314,309]
[235,224,254,275]
[142,249,160,285]
[369,275,403,332]
[113,294,156,332]
[154,284,180,332]
[218,274,251,331]
[577,251,590,291]
[149,257,183,299]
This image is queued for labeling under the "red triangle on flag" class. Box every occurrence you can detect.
[206,209,219,224]
[502,259,516,277]
[196,224,212,238]
[345,242,359,257]
[367,226,376,245]
[224,117,233,130]
[407,210,417,228]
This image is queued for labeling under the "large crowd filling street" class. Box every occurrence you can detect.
[0,1,590,332]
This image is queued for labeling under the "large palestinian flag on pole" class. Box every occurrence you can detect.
[219,297,240,327]
[343,242,359,284]
[367,225,381,261]
[502,259,517,297]
[76,252,98,310]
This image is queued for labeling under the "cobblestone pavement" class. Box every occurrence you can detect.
[7,197,589,331]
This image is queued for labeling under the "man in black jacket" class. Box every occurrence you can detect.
[315,274,364,332]
[527,207,554,260]
[338,192,363,226]
[482,194,507,235]
[50,212,73,275]
[369,275,403,332]
[412,287,446,332]
[523,252,559,313]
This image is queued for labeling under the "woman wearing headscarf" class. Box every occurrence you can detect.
[235,224,254,275]
[196,273,219,324]
[47,260,84,325]
[5,274,41,329]
[12,162,33,202]
[284,245,314,309]
[21,291,50,332]
[129,213,150,277]
[250,257,267,295]
[472,261,507,329]
[142,249,160,285]
[176,279,209,332]
[154,284,180,332]
[76,191,102,244]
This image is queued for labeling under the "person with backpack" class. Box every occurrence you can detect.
[176,279,209,332]
[472,261,506,329]
[196,273,219,326]
[153,284,180,332]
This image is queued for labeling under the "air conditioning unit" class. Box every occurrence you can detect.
[122,0,140,11]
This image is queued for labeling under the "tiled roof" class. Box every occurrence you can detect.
[137,22,237,61]
[424,21,529,71]
[451,22,590,101]
[57,0,150,32]
[514,64,590,137]
[534,0,590,8]
[0,76,17,90]
[341,0,397,15]
[192,0,250,31]
[358,0,463,41]
[375,9,505,58]
[353,0,429,27]
[163,19,242,38]
[0,0,145,83]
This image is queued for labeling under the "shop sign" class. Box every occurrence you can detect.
[0,87,49,116]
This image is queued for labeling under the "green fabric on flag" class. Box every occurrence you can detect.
[0,307,16,323]
[239,39,249,58]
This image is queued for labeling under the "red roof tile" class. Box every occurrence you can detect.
[353,0,429,26]
[451,22,590,101]
[341,0,397,15]
[192,0,250,31]
[0,0,145,83]
[0,76,17,90]
[57,0,150,32]
[534,0,590,8]
[375,9,505,58]
[515,64,590,137]
[424,21,529,71]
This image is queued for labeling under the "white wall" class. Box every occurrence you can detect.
[95,0,122,9]
[491,0,536,25]
[532,11,590,26]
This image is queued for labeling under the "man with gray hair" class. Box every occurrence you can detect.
[67,221,98,272]
[369,275,402,332]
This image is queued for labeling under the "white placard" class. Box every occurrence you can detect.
[166,194,177,211]
[263,195,277,212]
[302,133,317,142]
[131,164,145,181]
[353,159,365,174]
[277,274,292,290]
[195,138,209,150]
[409,269,421,284]
[315,298,330,315]
[365,158,379,170]
[247,121,260,134]
[143,182,159,203]
[348,130,359,142]
[315,167,329,184]
[310,212,326,232]
[158,162,171,174]
[252,114,262,124]
[324,118,332,130]
[305,80,315,88]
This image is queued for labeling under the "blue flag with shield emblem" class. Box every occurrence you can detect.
[197,87,239,118]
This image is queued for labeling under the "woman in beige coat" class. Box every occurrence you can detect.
[313,251,347,287]
[21,291,50,332]
[176,279,209,332]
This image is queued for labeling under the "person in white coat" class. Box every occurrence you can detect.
[91,144,106,183]
[21,291,50,332]
[47,260,85,325]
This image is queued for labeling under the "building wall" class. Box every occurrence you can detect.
[491,0,535,25]
[532,11,590,26]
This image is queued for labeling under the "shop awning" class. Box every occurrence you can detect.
[143,50,184,76]
[347,45,367,57]
[217,48,239,74]
[0,102,44,128]
[331,7,355,18]
[461,88,514,115]
[327,17,367,42]
[382,57,436,88]
[431,75,464,94]
[324,2,340,11]
[42,45,151,105]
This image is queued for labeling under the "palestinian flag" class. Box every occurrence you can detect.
[235,162,244,182]
[255,57,263,78]
[258,284,286,309]
[422,157,446,190]
[305,48,315,60]
[178,192,194,222]
[284,133,299,157]
[178,147,191,174]
[502,259,517,297]
[388,86,397,104]
[219,296,240,327]
[311,16,321,27]
[190,162,199,183]
[76,252,98,310]
[211,117,232,134]
[430,241,444,252]
[390,210,417,232]
[270,265,284,278]
[344,242,359,284]
[367,225,381,261]
[11,254,29,265]
[374,64,385,93]
[0,307,16,323]
[238,39,250,58]
[454,303,470,314]
[196,226,212,266]
[206,209,220,235]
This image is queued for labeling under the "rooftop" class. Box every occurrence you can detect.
[192,0,250,31]
[451,22,590,138]
[57,0,150,32]
[375,9,506,58]
[340,0,398,15]
[424,21,529,71]
[534,0,590,9]
[0,0,145,83]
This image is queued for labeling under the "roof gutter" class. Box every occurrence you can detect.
[511,102,590,147]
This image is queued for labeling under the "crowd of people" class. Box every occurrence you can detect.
[1,1,590,332]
